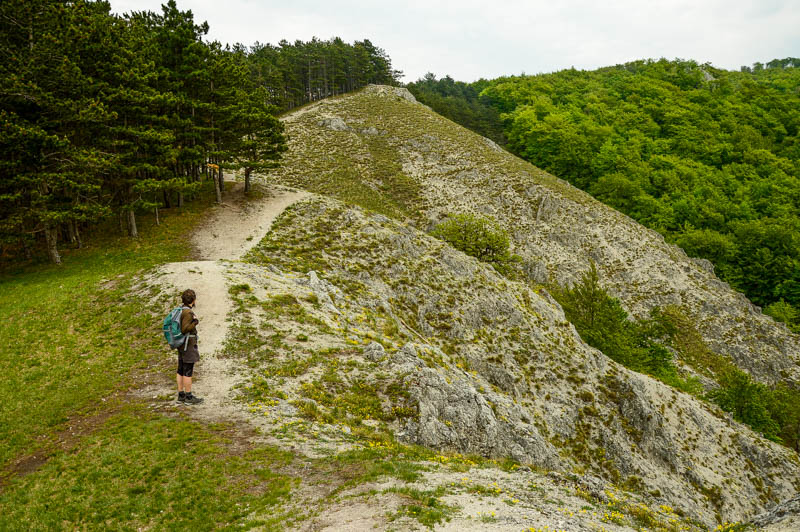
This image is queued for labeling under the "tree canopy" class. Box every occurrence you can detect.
[407,74,505,145]
[0,0,399,264]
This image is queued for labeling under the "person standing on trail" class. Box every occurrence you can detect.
[177,289,204,404]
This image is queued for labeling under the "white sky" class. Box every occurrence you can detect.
[112,0,800,82]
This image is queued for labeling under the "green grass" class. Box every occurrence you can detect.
[388,486,456,528]
[318,443,433,492]
[0,182,215,469]
[0,182,308,529]
[0,406,297,531]
[272,89,591,229]
[274,94,429,221]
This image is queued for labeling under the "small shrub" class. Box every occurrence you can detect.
[707,368,800,444]
[764,299,799,333]
[431,213,519,276]
[228,283,252,295]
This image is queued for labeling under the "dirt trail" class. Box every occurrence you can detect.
[143,183,309,414]
[151,260,232,410]
[191,185,308,261]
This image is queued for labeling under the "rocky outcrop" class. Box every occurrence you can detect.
[317,116,351,131]
[249,197,800,526]
[750,494,800,531]
[364,84,418,103]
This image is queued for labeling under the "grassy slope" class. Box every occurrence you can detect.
[275,87,590,222]
[0,189,209,467]
[0,180,493,531]
[0,183,298,529]
[0,407,295,531]
[0,180,486,531]
[273,88,800,390]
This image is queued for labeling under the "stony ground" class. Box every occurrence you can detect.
[128,180,720,531]
[271,85,800,388]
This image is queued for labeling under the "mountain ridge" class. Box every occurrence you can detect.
[270,85,800,388]
[244,193,799,525]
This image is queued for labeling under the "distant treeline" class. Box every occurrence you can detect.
[408,58,800,331]
[741,57,800,72]
[407,74,506,145]
[248,37,401,110]
[0,0,399,264]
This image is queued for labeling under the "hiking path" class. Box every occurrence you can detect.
[139,183,309,426]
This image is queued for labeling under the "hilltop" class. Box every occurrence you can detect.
[408,60,800,334]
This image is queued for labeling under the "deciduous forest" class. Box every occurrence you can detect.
[408,59,800,332]
[0,0,399,265]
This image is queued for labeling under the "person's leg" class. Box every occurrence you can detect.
[177,357,187,402]
[183,363,203,404]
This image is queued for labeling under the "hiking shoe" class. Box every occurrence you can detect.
[178,391,187,403]
[184,393,204,405]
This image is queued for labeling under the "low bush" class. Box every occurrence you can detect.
[763,298,800,333]
[554,263,800,449]
[431,213,519,276]
[708,369,800,447]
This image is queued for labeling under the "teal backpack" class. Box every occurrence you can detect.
[163,307,190,350]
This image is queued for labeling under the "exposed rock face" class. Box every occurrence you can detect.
[272,85,800,387]
[317,116,351,131]
[750,493,800,531]
[364,84,418,103]
[249,197,800,526]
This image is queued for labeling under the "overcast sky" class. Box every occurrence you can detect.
[112,0,800,82]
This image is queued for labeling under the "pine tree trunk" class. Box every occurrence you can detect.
[44,223,61,265]
[323,59,328,97]
[67,220,77,246]
[74,222,82,249]
[178,191,184,208]
[163,190,172,209]
[155,206,160,226]
[119,209,126,234]
[244,167,252,193]
[213,168,222,204]
[307,59,312,102]
[218,166,224,197]
[127,209,138,238]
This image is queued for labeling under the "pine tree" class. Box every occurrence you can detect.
[1,0,114,262]
[228,87,288,193]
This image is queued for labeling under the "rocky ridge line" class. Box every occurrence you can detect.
[271,84,800,387]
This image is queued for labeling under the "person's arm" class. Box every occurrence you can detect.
[180,309,199,334]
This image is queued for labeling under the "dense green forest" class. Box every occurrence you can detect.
[407,74,505,145]
[408,59,800,331]
[0,0,399,265]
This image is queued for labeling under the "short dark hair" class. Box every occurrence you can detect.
[181,289,196,306]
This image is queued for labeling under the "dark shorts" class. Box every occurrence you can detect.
[177,358,194,377]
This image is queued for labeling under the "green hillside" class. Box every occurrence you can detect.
[3,1,800,527]
[408,59,800,331]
